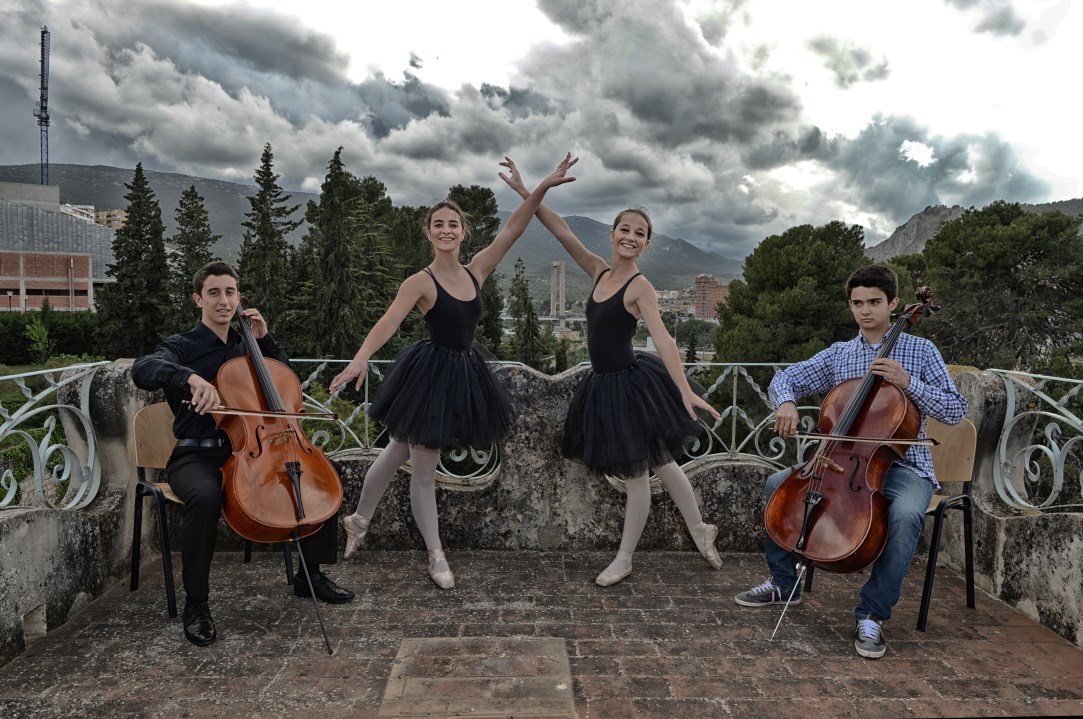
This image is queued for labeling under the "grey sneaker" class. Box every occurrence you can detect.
[734,579,801,607]
[854,617,886,659]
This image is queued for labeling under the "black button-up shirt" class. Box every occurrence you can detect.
[132,321,289,440]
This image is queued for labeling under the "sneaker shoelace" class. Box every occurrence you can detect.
[750,579,777,597]
[857,618,882,642]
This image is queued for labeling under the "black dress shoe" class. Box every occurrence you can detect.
[183,601,216,646]
[294,570,354,604]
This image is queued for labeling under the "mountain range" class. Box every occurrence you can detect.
[866,198,1083,260]
[0,163,742,292]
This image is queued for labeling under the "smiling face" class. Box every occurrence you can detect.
[610,211,651,259]
[194,273,239,333]
[427,206,466,256]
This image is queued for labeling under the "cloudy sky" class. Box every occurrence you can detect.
[0,0,1077,259]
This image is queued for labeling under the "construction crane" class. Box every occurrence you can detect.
[32,26,50,186]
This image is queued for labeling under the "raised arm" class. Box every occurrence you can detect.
[497,156,608,282]
[468,154,578,282]
[631,278,721,423]
[328,273,430,393]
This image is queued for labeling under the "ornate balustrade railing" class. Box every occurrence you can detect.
[293,359,528,487]
[294,360,803,490]
[988,369,1083,512]
[0,362,107,510]
[5,360,1079,513]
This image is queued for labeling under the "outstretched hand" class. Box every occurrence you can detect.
[685,392,721,424]
[499,153,578,196]
[498,157,529,198]
[329,358,368,394]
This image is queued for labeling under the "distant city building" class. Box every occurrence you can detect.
[0,251,94,311]
[95,209,127,229]
[60,204,96,223]
[0,181,59,213]
[554,327,580,341]
[693,274,728,320]
[657,286,694,316]
[0,181,115,311]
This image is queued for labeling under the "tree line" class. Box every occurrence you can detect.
[0,144,575,372]
[713,208,1083,377]
[2,142,1080,381]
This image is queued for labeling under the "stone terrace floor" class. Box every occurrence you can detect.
[1,550,1082,718]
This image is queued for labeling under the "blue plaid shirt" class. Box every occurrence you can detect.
[768,332,968,485]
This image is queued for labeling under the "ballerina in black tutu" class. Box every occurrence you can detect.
[329,154,577,588]
[499,157,723,587]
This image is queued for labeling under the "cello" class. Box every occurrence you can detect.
[211,303,343,653]
[764,287,938,594]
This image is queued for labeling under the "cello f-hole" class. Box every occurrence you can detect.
[847,456,864,492]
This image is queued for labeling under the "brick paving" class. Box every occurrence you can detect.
[1,550,1081,718]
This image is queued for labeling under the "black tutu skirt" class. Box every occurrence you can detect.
[561,352,702,478]
[369,339,514,450]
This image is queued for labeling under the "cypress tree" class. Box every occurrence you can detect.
[237,143,300,328]
[509,258,543,368]
[685,327,699,364]
[170,185,220,329]
[303,148,397,359]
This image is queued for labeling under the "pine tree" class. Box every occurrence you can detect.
[920,202,1083,371]
[237,143,301,328]
[713,221,868,363]
[95,163,170,358]
[170,185,220,329]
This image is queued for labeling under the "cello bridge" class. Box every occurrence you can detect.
[268,430,296,445]
[815,455,845,473]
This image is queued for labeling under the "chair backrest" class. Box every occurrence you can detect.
[927,417,977,487]
[134,402,177,470]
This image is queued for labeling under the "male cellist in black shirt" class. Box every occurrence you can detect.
[132,261,353,646]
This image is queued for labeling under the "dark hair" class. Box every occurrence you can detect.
[425,200,473,240]
[612,208,653,240]
[193,261,239,294]
[846,264,898,302]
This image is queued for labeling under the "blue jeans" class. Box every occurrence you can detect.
[763,463,933,623]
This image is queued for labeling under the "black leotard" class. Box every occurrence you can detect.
[561,268,701,477]
[585,270,640,373]
[367,266,512,450]
[422,267,482,351]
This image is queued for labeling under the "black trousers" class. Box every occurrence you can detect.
[165,446,339,603]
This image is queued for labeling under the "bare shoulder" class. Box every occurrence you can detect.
[400,271,435,299]
[627,273,657,301]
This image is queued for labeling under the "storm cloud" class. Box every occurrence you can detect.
[0,0,1059,260]
[824,114,1048,222]
[806,36,890,89]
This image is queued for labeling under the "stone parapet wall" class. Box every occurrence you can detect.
[921,368,1082,647]
[0,361,1080,668]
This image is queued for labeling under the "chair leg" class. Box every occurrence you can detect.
[803,564,815,594]
[154,494,178,619]
[963,500,975,609]
[244,539,253,563]
[917,509,948,632]
[131,487,145,592]
[283,543,294,585]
